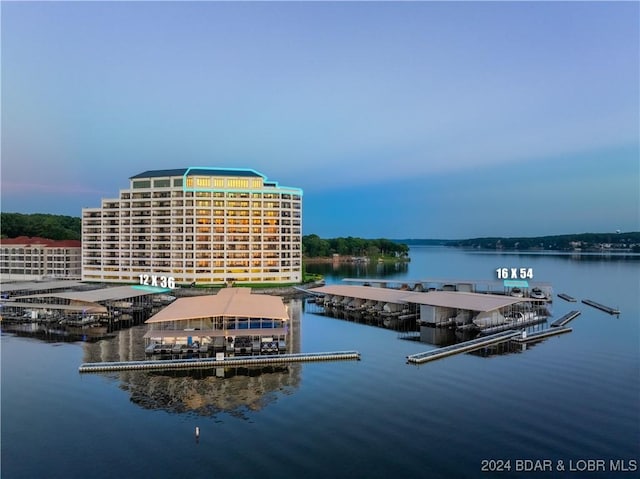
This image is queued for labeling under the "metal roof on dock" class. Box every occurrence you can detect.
[14,285,165,302]
[309,285,531,312]
[145,287,289,323]
[343,278,553,288]
[0,280,85,293]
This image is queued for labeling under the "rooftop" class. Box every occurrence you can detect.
[130,167,264,179]
[310,285,532,312]
[146,287,289,323]
[0,237,81,248]
[14,285,166,303]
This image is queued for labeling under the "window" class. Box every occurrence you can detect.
[228,179,249,188]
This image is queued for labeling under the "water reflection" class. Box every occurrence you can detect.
[305,259,409,281]
[122,364,301,417]
[80,300,303,417]
[0,321,111,343]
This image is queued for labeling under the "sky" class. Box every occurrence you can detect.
[1,1,638,239]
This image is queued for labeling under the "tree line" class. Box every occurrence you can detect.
[302,234,409,258]
[3,212,635,253]
[399,232,640,251]
[1,213,82,240]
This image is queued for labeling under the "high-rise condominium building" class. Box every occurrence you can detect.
[82,167,303,285]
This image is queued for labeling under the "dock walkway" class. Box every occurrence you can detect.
[79,351,361,373]
[558,293,577,302]
[581,299,620,315]
[550,311,581,327]
[511,327,572,342]
[407,330,521,364]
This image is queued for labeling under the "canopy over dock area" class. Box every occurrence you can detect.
[310,284,535,310]
[1,285,168,322]
[144,287,291,356]
[309,283,550,330]
[0,280,87,298]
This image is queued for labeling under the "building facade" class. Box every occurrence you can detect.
[82,167,302,285]
[0,237,82,281]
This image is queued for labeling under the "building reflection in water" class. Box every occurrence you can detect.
[82,299,303,417]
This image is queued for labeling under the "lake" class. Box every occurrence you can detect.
[2,247,639,478]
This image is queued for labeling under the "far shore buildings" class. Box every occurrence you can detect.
[0,236,82,281]
[82,167,303,285]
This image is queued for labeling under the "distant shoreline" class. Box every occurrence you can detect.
[396,232,640,253]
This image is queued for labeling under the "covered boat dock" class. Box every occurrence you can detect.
[308,283,549,333]
[144,287,292,357]
[1,285,168,325]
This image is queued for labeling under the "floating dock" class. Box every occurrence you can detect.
[79,351,361,373]
[581,299,620,315]
[558,293,577,302]
[407,330,521,364]
[550,311,581,327]
[511,327,572,342]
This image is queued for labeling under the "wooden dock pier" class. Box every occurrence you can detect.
[550,311,581,327]
[558,293,577,302]
[79,351,361,373]
[581,299,620,315]
[406,330,521,364]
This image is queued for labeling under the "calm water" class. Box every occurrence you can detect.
[2,247,639,478]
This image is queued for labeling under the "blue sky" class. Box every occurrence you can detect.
[1,1,638,239]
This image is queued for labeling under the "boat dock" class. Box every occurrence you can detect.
[558,293,577,302]
[406,330,521,364]
[78,351,361,373]
[550,310,581,327]
[511,327,572,342]
[581,299,620,315]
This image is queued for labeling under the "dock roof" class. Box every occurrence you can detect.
[310,285,529,312]
[0,280,85,293]
[145,288,289,324]
[14,285,166,302]
[343,278,553,288]
[403,290,528,311]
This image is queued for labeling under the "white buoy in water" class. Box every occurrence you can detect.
[195,426,200,438]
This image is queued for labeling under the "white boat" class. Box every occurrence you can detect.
[473,311,538,329]
[510,287,524,297]
[505,311,536,324]
[530,288,546,300]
